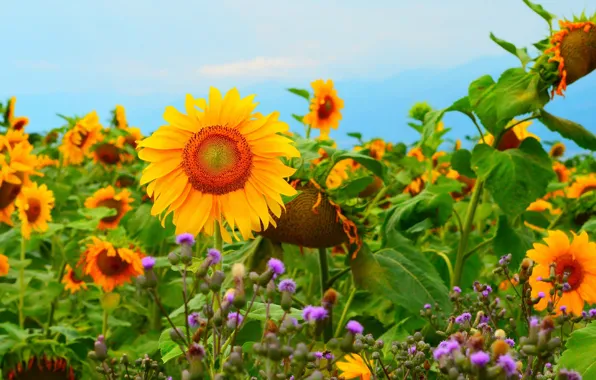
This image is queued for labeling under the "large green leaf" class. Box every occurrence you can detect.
[559,322,596,377]
[493,215,534,269]
[351,245,451,313]
[538,110,596,151]
[472,138,554,217]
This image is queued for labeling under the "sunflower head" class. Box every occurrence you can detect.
[302,79,344,137]
[567,174,596,199]
[138,88,299,242]
[550,142,566,158]
[0,253,8,276]
[82,237,143,292]
[528,231,596,315]
[15,182,55,239]
[59,111,104,166]
[62,264,87,294]
[483,120,538,151]
[84,186,133,230]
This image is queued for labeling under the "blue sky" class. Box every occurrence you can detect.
[2,0,595,151]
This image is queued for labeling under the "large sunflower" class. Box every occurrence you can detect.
[58,111,104,166]
[138,88,299,241]
[483,120,539,150]
[528,230,596,315]
[567,174,596,199]
[82,237,143,292]
[15,182,55,239]
[84,186,133,230]
[62,265,87,294]
[302,79,344,137]
[0,253,8,276]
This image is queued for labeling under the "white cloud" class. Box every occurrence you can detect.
[197,57,319,78]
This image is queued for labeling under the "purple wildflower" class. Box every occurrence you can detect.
[142,256,156,270]
[346,320,364,335]
[278,279,297,293]
[455,312,472,324]
[453,286,462,294]
[424,303,431,309]
[538,291,545,298]
[559,369,582,380]
[188,312,202,328]
[267,258,285,278]
[207,248,221,265]
[176,233,195,246]
[227,312,244,326]
[470,351,490,367]
[497,354,517,376]
[505,338,515,347]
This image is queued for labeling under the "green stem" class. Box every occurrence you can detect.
[18,236,26,328]
[318,248,332,342]
[452,181,484,287]
[46,261,67,337]
[334,287,356,338]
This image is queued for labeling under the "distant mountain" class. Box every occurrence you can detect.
[6,55,596,155]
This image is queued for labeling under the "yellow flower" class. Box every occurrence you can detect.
[483,120,539,150]
[550,142,566,158]
[115,105,127,128]
[15,182,55,239]
[303,79,344,137]
[138,88,299,242]
[336,354,372,380]
[528,231,596,315]
[62,264,87,294]
[58,111,104,165]
[567,174,596,199]
[0,253,8,276]
[84,186,133,230]
[81,237,143,292]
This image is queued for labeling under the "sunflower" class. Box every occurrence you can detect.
[115,105,127,128]
[528,230,596,315]
[15,182,55,239]
[6,356,76,380]
[336,354,372,380]
[82,237,143,292]
[92,139,126,167]
[483,120,539,150]
[0,253,8,276]
[84,186,133,230]
[58,111,104,165]
[302,79,344,137]
[0,130,29,152]
[567,174,596,199]
[550,142,566,158]
[138,88,299,242]
[62,265,87,294]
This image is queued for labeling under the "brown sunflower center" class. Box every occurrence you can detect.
[580,185,596,197]
[96,249,129,276]
[317,96,335,120]
[496,129,521,151]
[182,125,253,195]
[0,172,25,209]
[96,198,123,223]
[554,255,584,291]
[95,143,121,165]
[26,198,42,223]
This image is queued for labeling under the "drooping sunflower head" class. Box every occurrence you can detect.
[0,253,8,276]
[483,120,539,150]
[302,79,344,136]
[138,88,299,242]
[567,174,596,199]
[528,230,596,315]
[58,111,104,166]
[84,186,133,230]
[92,139,125,167]
[5,356,77,380]
[15,182,55,239]
[114,105,127,128]
[62,264,87,294]
[550,142,566,158]
[82,237,143,292]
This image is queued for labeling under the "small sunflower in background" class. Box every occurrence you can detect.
[15,182,55,239]
[61,265,87,294]
[482,120,539,150]
[138,87,299,242]
[0,253,8,276]
[58,111,104,166]
[303,79,344,138]
[84,186,133,230]
[567,174,596,199]
[81,237,143,292]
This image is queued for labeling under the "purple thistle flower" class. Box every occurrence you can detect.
[560,305,568,313]
[267,258,285,278]
[142,256,156,270]
[278,279,297,293]
[538,291,545,298]
[455,312,472,324]
[589,309,596,318]
[497,354,517,376]
[505,338,515,347]
[453,286,462,294]
[188,312,202,328]
[176,233,195,246]
[424,303,432,309]
[227,312,244,326]
[346,320,364,335]
[207,248,221,265]
[559,369,582,380]
[470,351,490,367]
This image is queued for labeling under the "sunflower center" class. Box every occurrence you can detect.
[496,129,521,151]
[96,198,122,223]
[580,185,596,197]
[96,249,129,276]
[26,198,42,223]
[182,125,253,195]
[554,255,584,291]
[0,172,24,209]
[317,96,335,120]
[96,143,121,165]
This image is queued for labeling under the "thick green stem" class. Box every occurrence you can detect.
[452,181,484,287]
[318,248,332,341]
[18,236,26,328]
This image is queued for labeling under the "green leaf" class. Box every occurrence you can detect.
[559,321,596,377]
[287,88,310,101]
[489,33,532,69]
[472,138,554,217]
[351,245,451,313]
[451,149,476,179]
[522,0,555,27]
[493,215,534,269]
[538,110,596,151]
[158,327,183,364]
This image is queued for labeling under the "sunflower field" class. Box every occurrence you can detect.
[1,2,596,380]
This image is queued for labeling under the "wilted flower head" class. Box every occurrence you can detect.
[267,258,285,277]
[207,248,221,265]
[141,256,156,270]
[278,279,297,293]
[176,233,195,246]
[346,320,364,335]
